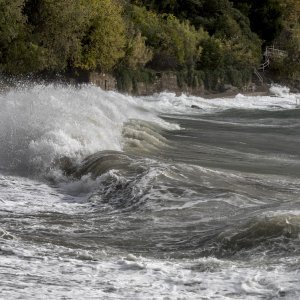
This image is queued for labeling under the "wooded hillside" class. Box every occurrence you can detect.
[0,0,299,89]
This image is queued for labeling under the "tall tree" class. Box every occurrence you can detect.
[231,0,283,44]
[0,0,42,73]
[24,0,90,71]
[76,0,126,71]
[130,5,207,70]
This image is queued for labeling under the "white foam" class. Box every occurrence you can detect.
[0,84,170,174]
[269,84,290,97]
[1,84,298,175]
[139,86,298,115]
[0,174,87,214]
[0,240,299,299]
[0,84,300,299]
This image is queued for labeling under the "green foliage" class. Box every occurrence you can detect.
[131,0,243,36]
[1,0,127,74]
[131,0,262,88]
[200,67,252,90]
[197,38,224,70]
[77,0,126,71]
[115,68,155,92]
[232,0,283,44]
[177,69,204,89]
[131,5,207,70]
[269,0,300,79]
[279,0,300,60]
[0,0,297,87]
[198,35,260,82]
[0,0,44,74]
[24,0,90,71]
[123,31,153,70]
[0,0,25,47]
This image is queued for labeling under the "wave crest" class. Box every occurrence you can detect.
[0,84,165,175]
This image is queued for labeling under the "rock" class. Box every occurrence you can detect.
[191,105,201,109]
[221,84,238,92]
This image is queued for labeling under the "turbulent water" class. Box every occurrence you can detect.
[0,83,300,299]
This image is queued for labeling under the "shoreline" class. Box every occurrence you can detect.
[0,73,288,99]
[197,89,271,99]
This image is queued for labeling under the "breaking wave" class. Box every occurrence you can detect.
[0,84,174,176]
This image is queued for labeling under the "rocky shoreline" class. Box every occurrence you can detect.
[86,71,273,98]
[0,70,296,99]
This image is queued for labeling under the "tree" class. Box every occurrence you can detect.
[76,0,126,71]
[123,31,153,70]
[0,0,44,74]
[272,0,300,78]
[24,0,90,71]
[231,0,283,44]
[130,5,207,70]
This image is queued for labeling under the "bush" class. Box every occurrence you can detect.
[123,31,153,70]
[130,5,208,70]
[24,0,90,71]
[115,68,155,93]
[76,0,126,72]
[0,0,46,74]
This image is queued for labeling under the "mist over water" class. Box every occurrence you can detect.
[0,83,300,299]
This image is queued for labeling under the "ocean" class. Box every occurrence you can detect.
[0,84,299,299]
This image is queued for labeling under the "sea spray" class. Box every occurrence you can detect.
[0,84,171,175]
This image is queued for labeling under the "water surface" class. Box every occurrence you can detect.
[0,85,299,299]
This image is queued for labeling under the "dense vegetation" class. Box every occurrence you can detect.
[0,0,299,89]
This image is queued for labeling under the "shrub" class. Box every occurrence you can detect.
[131,5,208,70]
[76,0,126,72]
